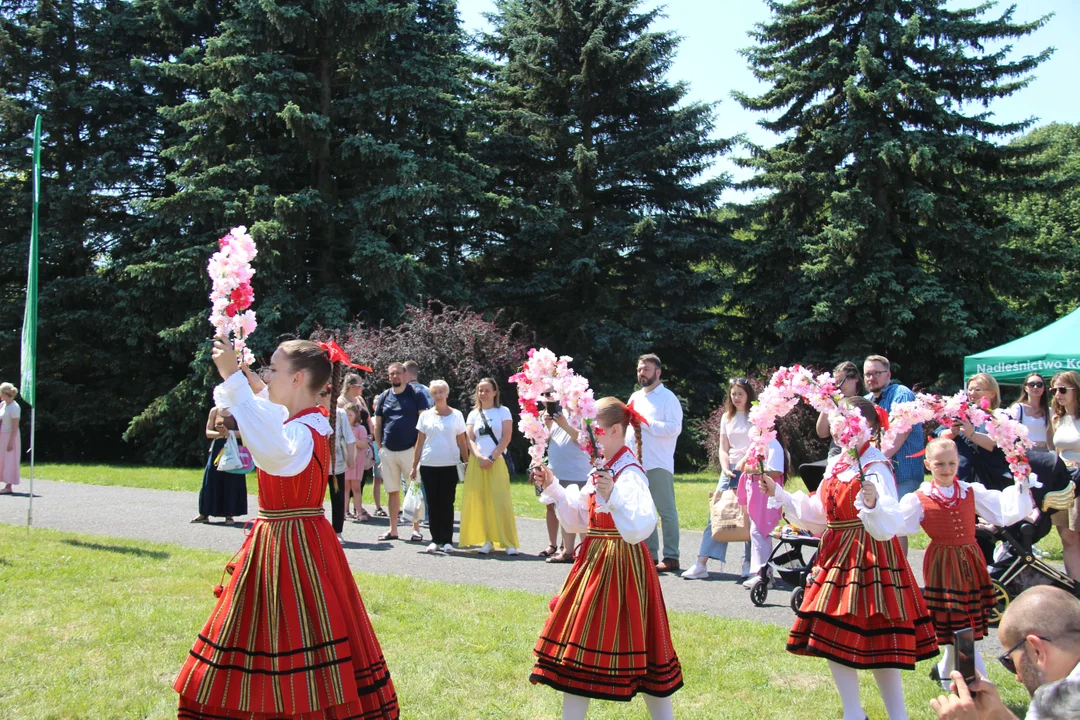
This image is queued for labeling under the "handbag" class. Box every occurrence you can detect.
[710,488,750,542]
[216,432,255,474]
[402,481,425,523]
[478,408,515,474]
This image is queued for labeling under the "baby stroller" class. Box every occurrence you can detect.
[749,463,824,611]
[983,450,1080,623]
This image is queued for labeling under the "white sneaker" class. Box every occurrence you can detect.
[478,541,493,554]
[681,563,708,580]
[507,547,519,556]
[427,542,437,553]
[741,559,751,577]
[337,535,344,546]
[442,544,454,553]
[744,575,772,590]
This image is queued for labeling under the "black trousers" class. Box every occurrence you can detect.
[420,465,458,546]
[330,472,346,534]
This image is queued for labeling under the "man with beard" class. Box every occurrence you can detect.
[931,586,1080,719]
[626,353,683,572]
[373,362,430,541]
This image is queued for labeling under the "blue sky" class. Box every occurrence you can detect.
[455,0,1079,200]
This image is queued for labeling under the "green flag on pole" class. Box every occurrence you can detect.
[21,114,41,408]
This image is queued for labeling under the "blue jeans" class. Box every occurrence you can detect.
[698,470,750,565]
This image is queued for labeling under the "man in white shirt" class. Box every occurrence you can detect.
[931,586,1080,720]
[626,353,683,572]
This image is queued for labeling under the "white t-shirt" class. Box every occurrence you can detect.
[1011,403,1049,445]
[467,405,513,457]
[720,411,751,469]
[547,424,593,483]
[1055,414,1080,465]
[1,401,19,431]
[331,408,356,475]
[416,408,466,467]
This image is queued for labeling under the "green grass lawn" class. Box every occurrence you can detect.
[0,525,1031,719]
[30,462,1065,561]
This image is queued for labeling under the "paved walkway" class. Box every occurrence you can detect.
[0,479,958,639]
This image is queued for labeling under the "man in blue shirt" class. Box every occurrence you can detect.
[404,360,434,407]
[864,354,925,555]
[373,362,431,541]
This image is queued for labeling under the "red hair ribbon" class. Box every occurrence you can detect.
[874,405,890,432]
[317,340,373,372]
[626,400,651,429]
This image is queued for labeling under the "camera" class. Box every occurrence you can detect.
[544,400,562,417]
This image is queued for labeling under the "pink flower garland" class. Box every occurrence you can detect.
[208,226,258,365]
[882,391,1036,486]
[746,365,872,470]
[509,348,600,465]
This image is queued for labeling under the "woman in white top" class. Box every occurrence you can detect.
[683,378,755,580]
[0,382,20,494]
[460,378,520,554]
[319,386,357,544]
[1051,371,1080,578]
[410,380,468,553]
[1011,372,1053,450]
[541,406,595,563]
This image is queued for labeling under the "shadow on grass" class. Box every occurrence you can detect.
[61,539,170,560]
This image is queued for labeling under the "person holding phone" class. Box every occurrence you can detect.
[894,437,1034,689]
[530,397,681,720]
[930,586,1080,720]
[759,396,937,720]
[541,393,592,563]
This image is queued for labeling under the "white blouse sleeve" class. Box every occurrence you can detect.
[539,478,591,535]
[896,491,926,537]
[768,485,827,534]
[596,467,658,544]
[854,467,907,541]
[213,372,315,477]
[971,481,1035,526]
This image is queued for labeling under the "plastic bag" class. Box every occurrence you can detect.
[402,481,425,523]
[216,431,255,474]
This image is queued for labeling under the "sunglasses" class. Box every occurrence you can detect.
[998,636,1052,674]
[1025,381,1045,389]
[1051,387,1076,396]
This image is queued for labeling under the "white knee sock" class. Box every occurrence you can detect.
[871,667,908,720]
[936,645,954,690]
[643,694,674,720]
[975,642,988,678]
[828,661,864,720]
[562,693,590,720]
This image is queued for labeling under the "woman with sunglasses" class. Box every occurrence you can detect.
[1051,371,1080,579]
[1011,373,1054,451]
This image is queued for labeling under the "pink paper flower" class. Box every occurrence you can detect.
[208,226,258,365]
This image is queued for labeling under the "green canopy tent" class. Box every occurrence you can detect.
[964,307,1080,385]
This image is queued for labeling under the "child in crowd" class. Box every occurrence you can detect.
[175,338,398,719]
[345,401,373,522]
[897,437,1033,688]
[760,397,937,720]
[740,430,790,592]
[532,397,682,720]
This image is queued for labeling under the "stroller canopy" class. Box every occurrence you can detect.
[964,307,1080,385]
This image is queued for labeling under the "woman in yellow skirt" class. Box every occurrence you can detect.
[460,377,521,554]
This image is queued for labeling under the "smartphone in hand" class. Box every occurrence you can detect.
[954,628,978,694]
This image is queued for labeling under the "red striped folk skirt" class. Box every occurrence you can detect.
[788,520,939,669]
[922,541,996,644]
[175,507,399,719]
[530,527,683,701]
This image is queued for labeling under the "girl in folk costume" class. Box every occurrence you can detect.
[759,396,938,720]
[175,338,398,720]
[531,398,682,720]
[897,437,1033,688]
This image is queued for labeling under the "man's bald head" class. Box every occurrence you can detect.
[1000,586,1080,649]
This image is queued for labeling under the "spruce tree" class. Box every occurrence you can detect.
[0,0,174,460]
[475,0,731,414]
[124,0,487,463]
[732,0,1052,385]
